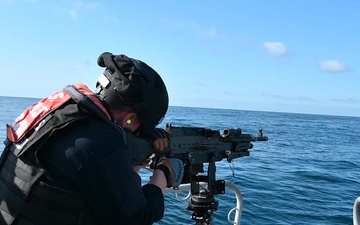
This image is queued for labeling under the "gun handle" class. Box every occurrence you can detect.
[125,131,170,164]
[124,131,154,164]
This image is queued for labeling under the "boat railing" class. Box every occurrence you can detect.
[166,185,359,224]
[354,197,360,225]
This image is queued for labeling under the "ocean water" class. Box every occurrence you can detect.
[1,96,359,225]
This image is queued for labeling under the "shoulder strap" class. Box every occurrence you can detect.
[63,85,111,123]
[63,84,127,140]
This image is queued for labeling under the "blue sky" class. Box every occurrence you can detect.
[0,0,359,117]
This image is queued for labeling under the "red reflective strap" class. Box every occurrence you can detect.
[6,124,17,143]
[7,84,108,144]
[8,90,71,142]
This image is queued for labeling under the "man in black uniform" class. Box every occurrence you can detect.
[0,52,184,225]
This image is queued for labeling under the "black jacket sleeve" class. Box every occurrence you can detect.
[38,120,164,225]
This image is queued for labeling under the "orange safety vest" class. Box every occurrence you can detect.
[7,84,110,143]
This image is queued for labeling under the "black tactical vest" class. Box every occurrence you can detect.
[0,84,114,225]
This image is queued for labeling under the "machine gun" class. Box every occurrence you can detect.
[126,123,268,225]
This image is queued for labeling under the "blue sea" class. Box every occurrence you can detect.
[1,96,359,225]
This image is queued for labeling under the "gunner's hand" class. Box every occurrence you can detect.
[156,157,184,188]
[148,128,170,152]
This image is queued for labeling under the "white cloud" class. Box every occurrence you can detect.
[64,8,78,20]
[263,42,288,56]
[50,61,63,67]
[57,1,102,20]
[318,60,348,73]
[160,18,218,38]
[331,97,360,104]
[1,0,39,3]
[262,92,318,102]
[72,1,101,10]
[104,15,118,23]
[193,81,207,87]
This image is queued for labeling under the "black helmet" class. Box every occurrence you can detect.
[95,52,169,135]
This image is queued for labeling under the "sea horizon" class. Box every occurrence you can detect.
[1,95,359,119]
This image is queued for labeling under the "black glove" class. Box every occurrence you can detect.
[145,128,170,152]
[145,128,170,169]
[148,128,170,142]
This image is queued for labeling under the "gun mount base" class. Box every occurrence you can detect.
[165,181,243,225]
[186,190,219,225]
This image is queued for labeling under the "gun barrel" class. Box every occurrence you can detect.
[223,128,242,137]
[254,136,269,141]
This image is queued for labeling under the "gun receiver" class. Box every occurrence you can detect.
[166,124,267,165]
[126,123,268,175]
